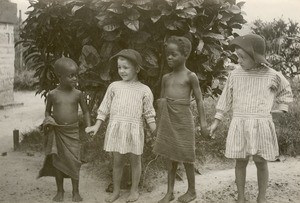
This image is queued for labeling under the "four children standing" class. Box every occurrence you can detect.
[40,34,293,203]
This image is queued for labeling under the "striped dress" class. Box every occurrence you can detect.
[215,66,293,161]
[97,80,155,155]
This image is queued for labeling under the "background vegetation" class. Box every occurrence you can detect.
[17,0,300,187]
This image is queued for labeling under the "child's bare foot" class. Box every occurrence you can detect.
[105,192,120,203]
[126,190,139,202]
[72,191,83,202]
[158,193,175,203]
[237,196,246,203]
[53,191,64,202]
[178,191,196,203]
[257,197,267,203]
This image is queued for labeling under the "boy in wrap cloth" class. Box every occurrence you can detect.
[38,57,91,202]
[153,36,209,203]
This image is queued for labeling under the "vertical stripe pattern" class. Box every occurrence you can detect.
[96,81,156,155]
[215,66,293,161]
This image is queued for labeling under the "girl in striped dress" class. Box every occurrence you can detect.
[85,49,156,203]
[210,34,293,203]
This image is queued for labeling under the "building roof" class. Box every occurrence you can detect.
[0,0,17,24]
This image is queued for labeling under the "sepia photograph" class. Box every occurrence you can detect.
[0,0,299,202]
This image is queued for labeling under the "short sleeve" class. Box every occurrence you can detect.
[96,83,114,121]
[275,73,293,112]
[142,88,156,124]
[215,73,233,120]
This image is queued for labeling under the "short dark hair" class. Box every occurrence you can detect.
[166,36,192,57]
[54,57,78,76]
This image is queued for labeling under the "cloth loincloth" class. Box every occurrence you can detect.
[38,116,81,180]
[153,98,195,163]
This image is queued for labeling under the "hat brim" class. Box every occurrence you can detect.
[230,35,271,66]
[110,53,145,71]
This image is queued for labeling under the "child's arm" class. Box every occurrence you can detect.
[85,84,113,136]
[274,73,293,112]
[210,73,233,137]
[189,72,209,137]
[79,92,91,127]
[143,88,156,134]
[45,92,53,118]
[160,75,166,98]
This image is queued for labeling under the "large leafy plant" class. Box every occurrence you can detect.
[252,18,300,78]
[19,0,246,114]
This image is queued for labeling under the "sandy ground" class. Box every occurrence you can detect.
[0,91,300,203]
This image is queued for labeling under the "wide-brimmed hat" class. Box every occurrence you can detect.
[230,34,270,66]
[110,49,144,70]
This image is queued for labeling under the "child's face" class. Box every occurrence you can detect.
[236,48,256,70]
[165,43,186,68]
[58,65,78,88]
[117,57,138,82]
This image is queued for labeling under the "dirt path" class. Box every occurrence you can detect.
[0,91,299,203]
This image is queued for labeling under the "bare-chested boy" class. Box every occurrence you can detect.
[153,36,209,203]
[38,57,91,202]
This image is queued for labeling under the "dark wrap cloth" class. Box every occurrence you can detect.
[153,98,195,163]
[38,116,81,180]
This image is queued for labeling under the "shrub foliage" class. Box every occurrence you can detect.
[18,0,246,113]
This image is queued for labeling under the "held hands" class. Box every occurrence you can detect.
[85,125,99,140]
[208,119,220,139]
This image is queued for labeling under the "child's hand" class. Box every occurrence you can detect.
[209,121,219,139]
[85,126,98,137]
[200,126,210,138]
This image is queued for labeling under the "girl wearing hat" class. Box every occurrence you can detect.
[86,49,156,203]
[210,34,293,203]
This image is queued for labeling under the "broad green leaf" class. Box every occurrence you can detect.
[202,62,213,72]
[176,0,204,10]
[203,33,225,40]
[189,26,197,33]
[228,5,241,14]
[197,39,205,53]
[127,8,140,20]
[103,23,120,31]
[176,8,197,18]
[122,2,133,8]
[107,3,124,14]
[124,19,139,31]
[150,11,162,23]
[137,2,153,10]
[164,19,177,30]
[236,1,245,8]
[130,31,151,44]
[102,30,122,41]
[71,5,84,15]
[133,0,152,6]
[144,49,158,67]
[197,72,206,80]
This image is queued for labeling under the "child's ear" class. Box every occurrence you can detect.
[136,65,141,73]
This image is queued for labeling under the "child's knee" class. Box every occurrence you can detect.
[253,155,266,163]
[235,158,249,169]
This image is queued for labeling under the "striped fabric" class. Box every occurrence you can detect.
[97,80,155,155]
[215,66,293,161]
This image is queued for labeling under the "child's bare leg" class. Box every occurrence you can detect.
[158,160,177,203]
[127,154,141,202]
[106,152,124,203]
[253,155,268,203]
[235,158,249,203]
[71,178,83,202]
[178,163,196,203]
[53,169,64,202]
